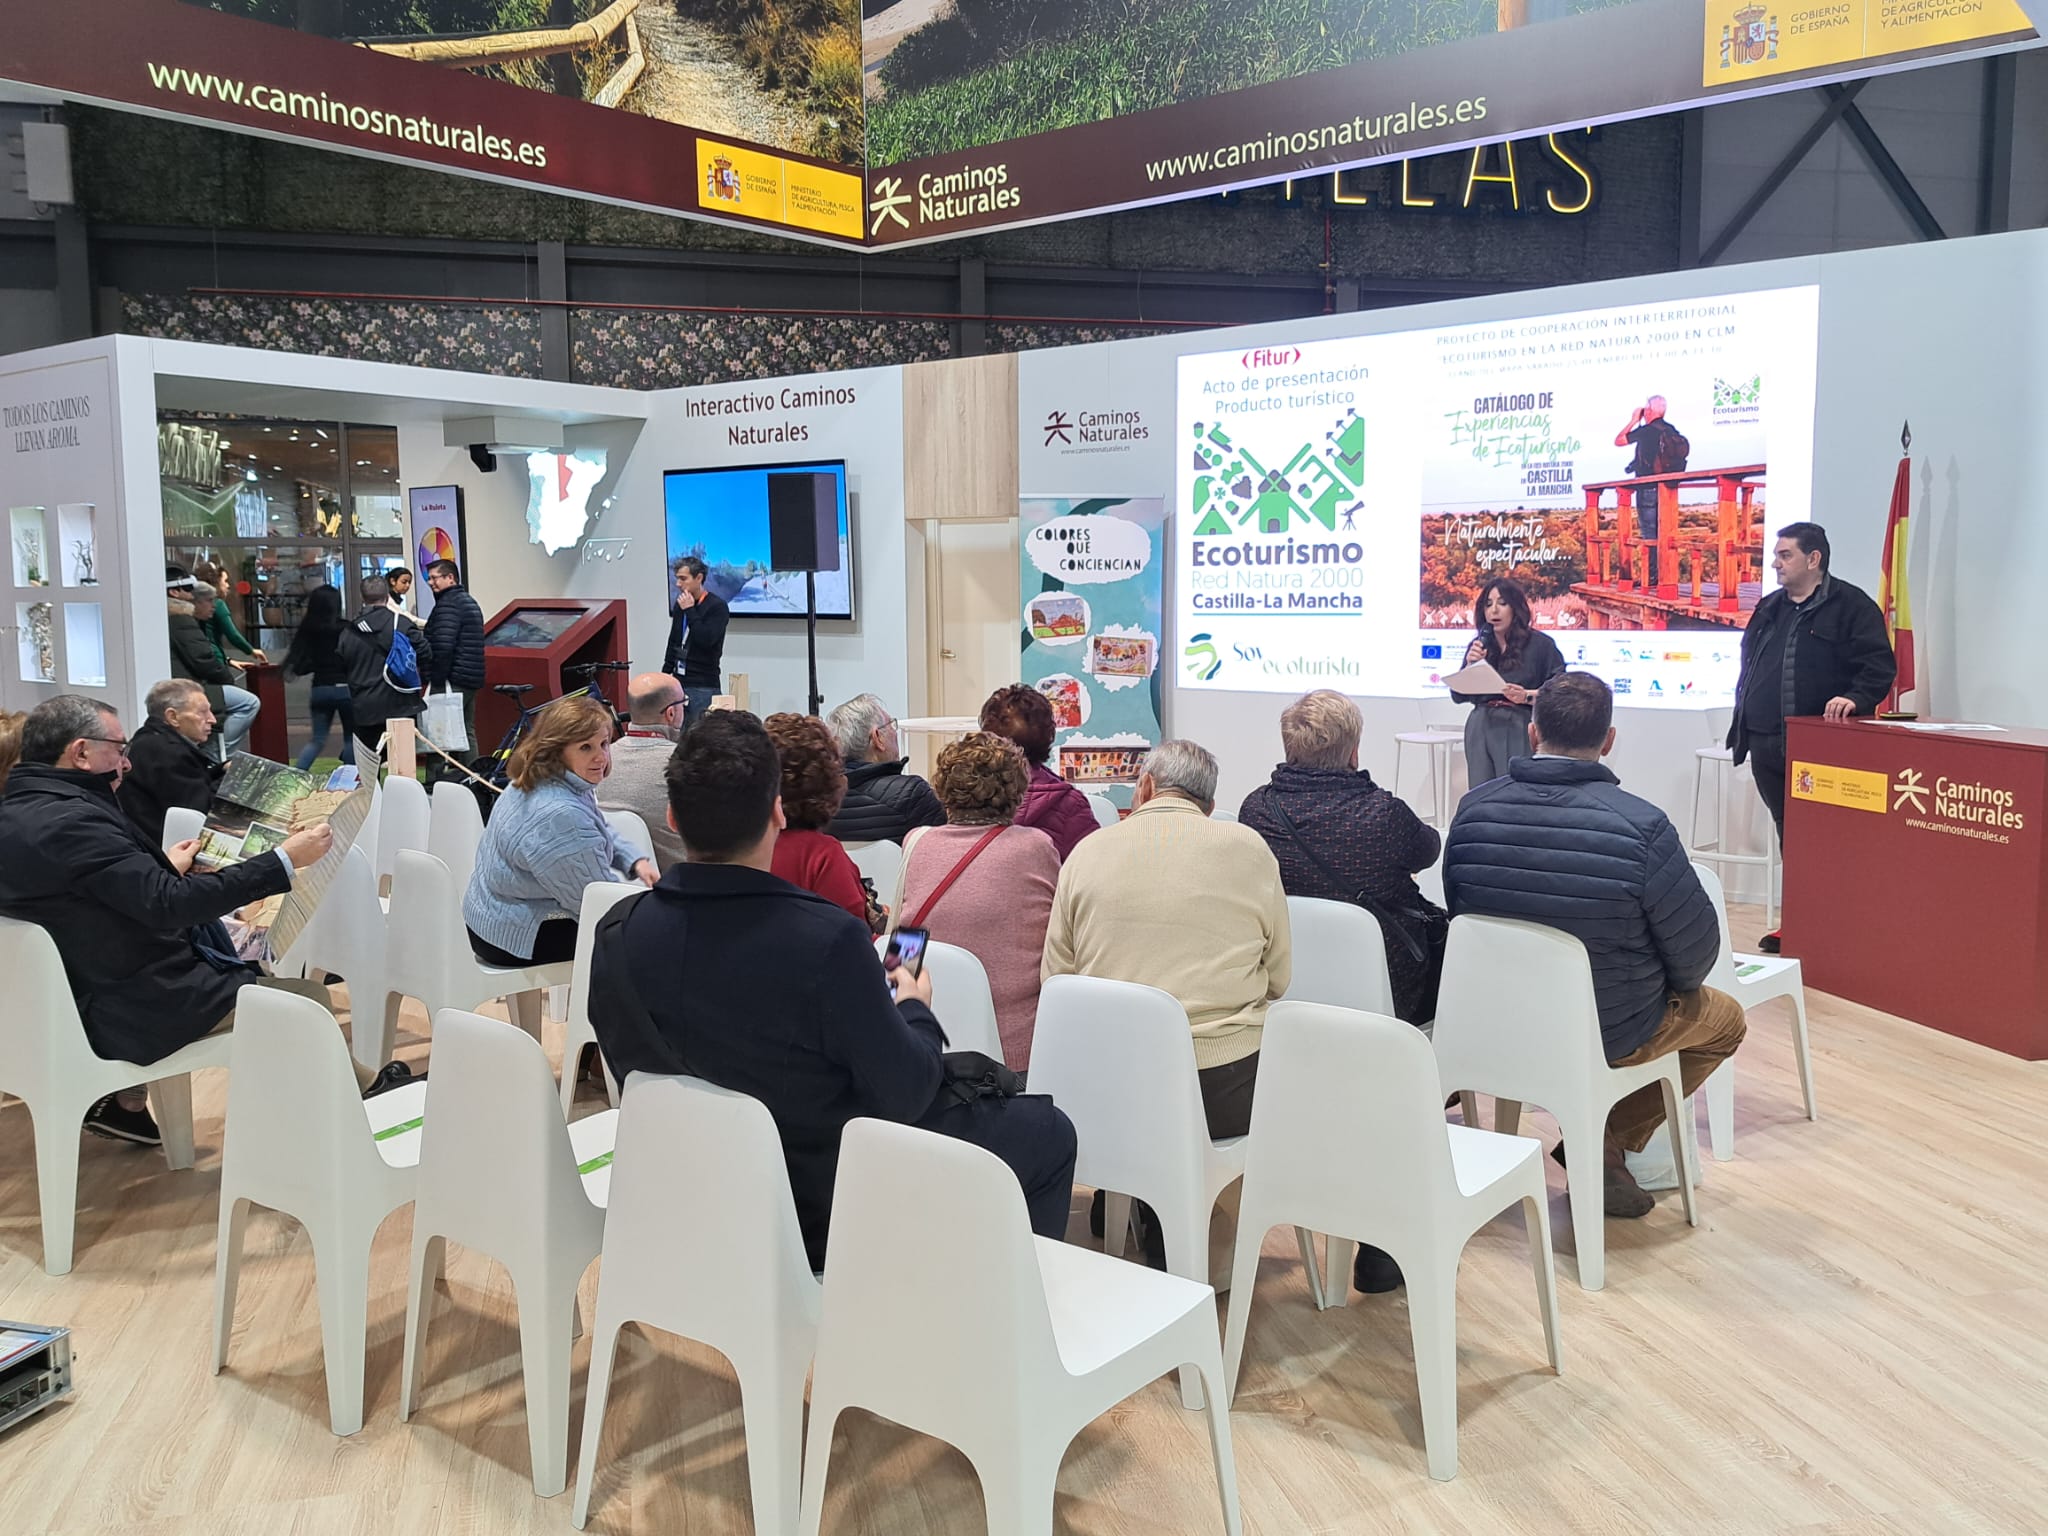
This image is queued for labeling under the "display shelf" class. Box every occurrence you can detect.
[17,601,56,684]
[57,503,98,587]
[11,507,50,588]
[63,603,107,687]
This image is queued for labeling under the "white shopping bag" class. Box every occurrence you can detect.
[424,686,469,754]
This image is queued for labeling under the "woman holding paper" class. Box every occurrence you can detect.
[1452,578,1567,786]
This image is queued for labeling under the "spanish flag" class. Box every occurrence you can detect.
[1877,451,1914,712]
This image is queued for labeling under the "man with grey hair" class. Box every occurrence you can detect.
[824,692,945,844]
[119,677,226,848]
[1045,736,1291,1143]
[596,672,688,873]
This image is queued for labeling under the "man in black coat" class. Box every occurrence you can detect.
[589,709,1076,1270]
[1445,673,1746,1217]
[0,695,335,1144]
[660,556,730,729]
[822,693,945,844]
[336,573,435,759]
[1728,521,1896,950]
[422,559,487,764]
[118,678,225,849]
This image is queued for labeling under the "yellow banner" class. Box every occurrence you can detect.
[698,138,864,240]
[1790,760,1890,814]
[1703,0,2027,84]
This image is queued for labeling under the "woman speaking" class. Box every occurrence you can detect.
[1452,577,1567,787]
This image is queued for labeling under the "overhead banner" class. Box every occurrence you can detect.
[859,0,2034,246]
[1020,496,1167,809]
[3,0,865,245]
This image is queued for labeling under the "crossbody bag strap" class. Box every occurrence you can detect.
[1266,794,1431,965]
[908,825,1006,929]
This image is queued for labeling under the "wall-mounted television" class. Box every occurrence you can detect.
[662,460,854,621]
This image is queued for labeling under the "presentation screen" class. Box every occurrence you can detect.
[1175,285,1820,708]
[663,461,854,621]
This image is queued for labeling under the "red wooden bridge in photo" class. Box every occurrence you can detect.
[1572,464,1766,631]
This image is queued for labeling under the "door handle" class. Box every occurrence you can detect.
[940,648,958,660]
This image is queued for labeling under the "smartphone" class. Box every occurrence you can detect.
[884,926,930,982]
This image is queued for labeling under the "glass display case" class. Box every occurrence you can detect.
[11,507,49,588]
[63,603,106,687]
[17,601,55,684]
[57,503,97,586]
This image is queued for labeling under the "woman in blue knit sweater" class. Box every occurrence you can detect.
[464,693,654,965]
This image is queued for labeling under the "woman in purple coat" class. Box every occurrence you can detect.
[978,684,1098,861]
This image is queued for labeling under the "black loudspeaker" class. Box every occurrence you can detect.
[765,471,841,573]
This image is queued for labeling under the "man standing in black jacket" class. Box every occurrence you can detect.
[118,678,225,848]
[660,556,730,730]
[422,559,487,767]
[336,573,434,760]
[1728,522,1896,951]
[589,710,1076,1270]
[0,695,336,1145]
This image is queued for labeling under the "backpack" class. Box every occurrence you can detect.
[1649,420,1690,475]
[384,622,422,693]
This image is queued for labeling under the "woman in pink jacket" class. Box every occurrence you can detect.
[978,683,1100,861]
[898,732,1060,1069]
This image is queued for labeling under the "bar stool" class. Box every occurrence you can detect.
[1393,708,1466,830]
[1686,718,1778,929]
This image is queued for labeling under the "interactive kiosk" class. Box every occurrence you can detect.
[476,597,629,752]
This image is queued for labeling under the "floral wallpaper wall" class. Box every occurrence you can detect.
[121,294,546,376]
[570,310,953,388]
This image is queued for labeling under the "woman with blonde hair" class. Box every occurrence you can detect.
[898,731,1061,1068]
[464,693,652,966]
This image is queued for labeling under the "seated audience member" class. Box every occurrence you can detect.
[118,679,226,849]
[465,693,654,967]
[823,693,946,844]
[980,683,1098,860]
[166,565,260,758]
[0,708,26,793]
[899,732,1061,1070]
[1239,689,1447,1025]
[1444,671,1746,1217]
[597,672,688,872]
[765,712,880,930]
[0,694,340,1144]
[588,709,1078,1269]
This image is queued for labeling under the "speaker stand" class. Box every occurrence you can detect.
[805,570,822,717]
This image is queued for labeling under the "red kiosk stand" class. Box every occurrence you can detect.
[1780,716,2048,1059]
[475,598,630,753]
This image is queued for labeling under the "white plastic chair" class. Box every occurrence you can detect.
[1222,1003,1562,1480]
[378,849,572,1061]
[212,985,427,1435]
[573,1075,822,1531]
[1027,974,1253,1407]
[400,1009,616,1497]
[427,780,485,894]
[1085,793,1122,829]
[559,881,643,1118]
[926,940,1006,1063]
[797,1119,1242,1536]
[1430,915,1697,1291]
[161,804,206,852]
[1691,863,1815,1160]
[1416,849,1446,911]
[375,774,431,893]
[843,838,903,903]
[601,806,651,863]
[268,846,391,1075]
[1282,896,1395,1014]
[0,916,229,1276]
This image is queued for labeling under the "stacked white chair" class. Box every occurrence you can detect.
[426,780,485,894]
[265,846,390,1075]
[0,915,228,1276]
[375,774,431,894]
[1085,793,1122,829]
[573,1075,823,1531]
[400,1009,617,1496]
[212,985,427,1434]
[1221,1002,1563,1480]
[925,940,1006,1063]
[843,838,904,905]
[1027,974,1257,1406]
[559,880,644,1117]
[379,849,571,1058]
[1430,915,1698,1291]
[797,1119,1242,1536]
[1281,896,1396,1014]
[1692,862,1816,1160]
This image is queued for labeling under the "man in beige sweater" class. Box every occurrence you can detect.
[1043,738,1291,1142]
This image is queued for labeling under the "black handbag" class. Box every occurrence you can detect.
[938,1049,1025,1107]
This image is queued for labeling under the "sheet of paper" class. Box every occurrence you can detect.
[1443,658,1509,696]
[1884,721,2008,733]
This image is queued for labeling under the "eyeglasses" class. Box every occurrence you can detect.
[80,735,131,759]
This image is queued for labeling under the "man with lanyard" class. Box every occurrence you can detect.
[1727,521,1896,952]
[597,672,688,872]
[660,556,730,730]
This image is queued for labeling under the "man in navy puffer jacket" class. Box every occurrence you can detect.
[1445,672,1745,1216]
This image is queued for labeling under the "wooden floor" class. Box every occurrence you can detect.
[5,904,2047,1536]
